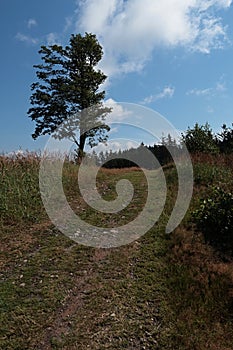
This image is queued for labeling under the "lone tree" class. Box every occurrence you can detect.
[28,33,111,163]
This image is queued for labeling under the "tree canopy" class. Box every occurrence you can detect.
[181,122,219,154]
[216,124,233,154]
[28,32,111,162]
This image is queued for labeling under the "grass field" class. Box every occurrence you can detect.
[1,154,233,349]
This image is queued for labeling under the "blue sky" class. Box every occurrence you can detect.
[1,0,233,153]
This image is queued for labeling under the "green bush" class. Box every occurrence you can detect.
[192,186,233,255]
[193,163,232,186]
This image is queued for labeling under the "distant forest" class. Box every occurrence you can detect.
[85,123,233,169]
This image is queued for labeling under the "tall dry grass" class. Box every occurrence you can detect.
[192,152,233,170]
[0,153,44,225]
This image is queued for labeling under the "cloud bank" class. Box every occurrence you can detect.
[75,0,232,76]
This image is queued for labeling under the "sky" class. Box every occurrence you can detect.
[1,0,233,153]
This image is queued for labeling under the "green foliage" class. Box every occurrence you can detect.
[193,163,232,186]
[28,33,111,163]
[181,122,219,154]
[192,186,233,255]
[216,123,233,154]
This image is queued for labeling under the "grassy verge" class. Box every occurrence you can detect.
[161,155,233,350]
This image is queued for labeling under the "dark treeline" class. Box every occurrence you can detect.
[87,123,233,169]
[90,135,183,169]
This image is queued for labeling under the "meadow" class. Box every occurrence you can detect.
[1,153,233,349]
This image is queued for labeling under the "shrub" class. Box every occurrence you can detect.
[181,123,219,154]
[193,163,232,186]
[192,186,233,255]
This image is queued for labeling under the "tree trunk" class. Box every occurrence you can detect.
[77,133,86,165]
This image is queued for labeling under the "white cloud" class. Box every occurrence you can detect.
[46,33,60,46]
[187,79,227,97]
[142,86,175,105]
[64,17,73,33]
[16,31,59,47]
[27,18,37,29]
[216,81,226,92]
[75,0,232,77]
[105,98,133,122]
[187,87,213,96]
[15,32,38,45]
[92,139,139,153]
